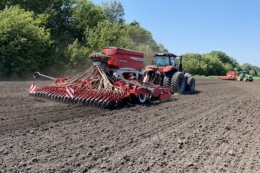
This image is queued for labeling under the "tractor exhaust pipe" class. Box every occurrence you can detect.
[178,55,183,72]
[33,72,56,81]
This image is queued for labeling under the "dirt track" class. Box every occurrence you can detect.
[1,78,260,173]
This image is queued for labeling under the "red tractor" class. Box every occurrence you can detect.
[143,52,195,94]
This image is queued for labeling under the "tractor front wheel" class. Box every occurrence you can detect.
[163,72,173,88]
[171,72,186,94]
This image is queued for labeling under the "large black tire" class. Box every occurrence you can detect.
[186,77,195,91]
[171,72,186,94]
[163,72,173,88]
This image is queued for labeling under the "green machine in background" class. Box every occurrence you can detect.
[237,71,253,82]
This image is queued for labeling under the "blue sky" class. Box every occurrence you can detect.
[92,0,260,67]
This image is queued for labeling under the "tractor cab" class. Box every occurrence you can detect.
[152,53,177,67]
[151,53,179,67]
[146,53,183,73]
[239,71,249,77]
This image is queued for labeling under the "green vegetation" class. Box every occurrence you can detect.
[0,0,259,78]
[0,6,55,77]
[182,51,260,77]
[253,77,260,80]
[0,0,166,77]
[193,75,219,79]
[193,75,260,80]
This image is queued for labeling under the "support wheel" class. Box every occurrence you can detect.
[138,94,147,104]
[171,72,186,94]
[129,94,147,104]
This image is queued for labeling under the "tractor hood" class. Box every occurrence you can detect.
[144,65,177,73]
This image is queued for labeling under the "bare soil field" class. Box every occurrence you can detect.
[1,78,260,173]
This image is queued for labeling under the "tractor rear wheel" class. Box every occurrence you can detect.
[243,77,247,82]
[171,72,186,94]
[186,77,195,91]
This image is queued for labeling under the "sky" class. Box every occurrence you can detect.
[92,0,260,67]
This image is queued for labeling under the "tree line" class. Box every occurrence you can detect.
[0,0,259,78]
[0,0,167,78]
[182,51,260,76]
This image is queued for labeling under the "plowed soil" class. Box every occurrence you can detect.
[1,78,260,173]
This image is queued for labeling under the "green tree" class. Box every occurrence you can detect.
[240,63,252,72]
[130,20,140,26]
[1,0,74,69]
[182,54,202,75]
[209,51,240,71]
[249,69,256,76]
[0,6,55,77]
[66,39,92,72]
[201,54,226,76]
[101,0,125,24]
[223,63,233,72]
[134,44,153,66]
[240,63,260,76]
[0,0,73,40]
[157,43,168,52]
[71,0,107,41]
[120,24,156,49]
[85,20,122,51]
